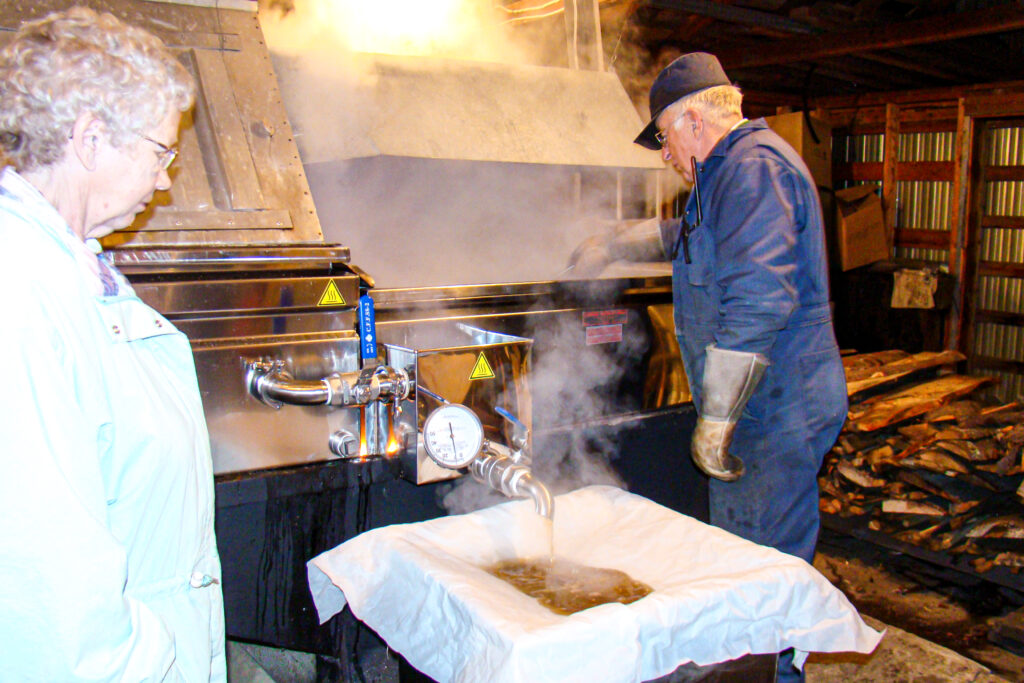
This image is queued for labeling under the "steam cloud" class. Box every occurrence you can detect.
[259,0,532,64]
[260,0,665,288]
[257,0,671,513]
[440,304,649,516]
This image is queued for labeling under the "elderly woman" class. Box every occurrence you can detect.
[0,6,225,680]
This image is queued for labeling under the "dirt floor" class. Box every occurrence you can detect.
[812,531,1024,681]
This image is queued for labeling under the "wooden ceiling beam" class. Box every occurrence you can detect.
[713,4,1024,70]
[730,57,923,97]
[740,89,803,106]
[649,0,815,34]
[811,57,931,90]
[674,13,715,42]
[813,79,1024,109]
[856,52,959,82]
[890,45,995,82]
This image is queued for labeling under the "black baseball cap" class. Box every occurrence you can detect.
[634,52,731,150]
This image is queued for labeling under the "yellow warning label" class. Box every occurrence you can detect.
[317,280,347,307]
[469,352,495,380]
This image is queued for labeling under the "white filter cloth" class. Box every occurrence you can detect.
[308,485,882,683]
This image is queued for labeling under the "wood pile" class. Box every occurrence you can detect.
[819,350,1024,575]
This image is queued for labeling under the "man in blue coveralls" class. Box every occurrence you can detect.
[572,53,847,679]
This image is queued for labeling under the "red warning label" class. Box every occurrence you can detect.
[585,324,623,345]
[582,309,628,327]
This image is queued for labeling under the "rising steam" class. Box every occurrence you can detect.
[256,0,670,514]
[440,305,648,516]
[259,0,531,64]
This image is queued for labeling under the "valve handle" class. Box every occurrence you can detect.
[495,406,523,426]
[494,406,529,456]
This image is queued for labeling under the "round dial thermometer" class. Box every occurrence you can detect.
[422,403,484,469]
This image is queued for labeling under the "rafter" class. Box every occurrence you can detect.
[648,0,815,34]
[855,52,958,82]
[713,3,1024,70]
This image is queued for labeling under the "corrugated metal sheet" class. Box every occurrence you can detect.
[987,126,1024,165]
[835,134,884,163]
[894,133,952,262]
[975,125,1024,403]
[895,181,951,230]
[979,227,1024,263]
[977,275,1024,313]
[984,181,1024,216]
[975,322,1024,362]
[894,247,947,263]
[836,132,953,163]
[898,132,954,162]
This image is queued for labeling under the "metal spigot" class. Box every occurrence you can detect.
[419,399,553,518]
[470,408,553,519]
[470,443,554,520]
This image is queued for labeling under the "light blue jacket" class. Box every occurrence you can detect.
[0,169,226,681]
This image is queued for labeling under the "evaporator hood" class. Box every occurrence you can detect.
[272,51,663,170]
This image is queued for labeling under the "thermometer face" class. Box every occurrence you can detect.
[422,404,484,469]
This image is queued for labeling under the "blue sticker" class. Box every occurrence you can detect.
[359,294,376,361]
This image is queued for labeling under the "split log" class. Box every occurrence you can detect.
[845,350,966,396]
[881,499,946,516]
[924,400,986,422]
[822,349,1023,568]
[842,350,909,372]
[848,375,994,432]
[959,402,1023,428]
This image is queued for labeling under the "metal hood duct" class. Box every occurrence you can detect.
[272,52,663,170]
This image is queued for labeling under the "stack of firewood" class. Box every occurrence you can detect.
[819,350,1024,574]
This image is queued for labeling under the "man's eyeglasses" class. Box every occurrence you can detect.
[142,135,178,170]
[655,113,688,147]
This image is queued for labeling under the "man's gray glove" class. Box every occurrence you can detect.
[566,232,615,277]
[691,345,768,481]
[565,218,666,277]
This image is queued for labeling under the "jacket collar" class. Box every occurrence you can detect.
[696,117,767,171]
[0,166,128,297]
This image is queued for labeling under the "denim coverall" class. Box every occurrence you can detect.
[664,119,847,565]
[0,169,226,681]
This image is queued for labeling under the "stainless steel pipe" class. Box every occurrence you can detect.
[470,448,554,519]
[246,360,411,409]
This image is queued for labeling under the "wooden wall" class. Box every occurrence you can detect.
[814,82,1024,401]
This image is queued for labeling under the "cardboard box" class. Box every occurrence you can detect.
[765,111,838,271]
[764,111,831,189]
[834,185,889,271]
